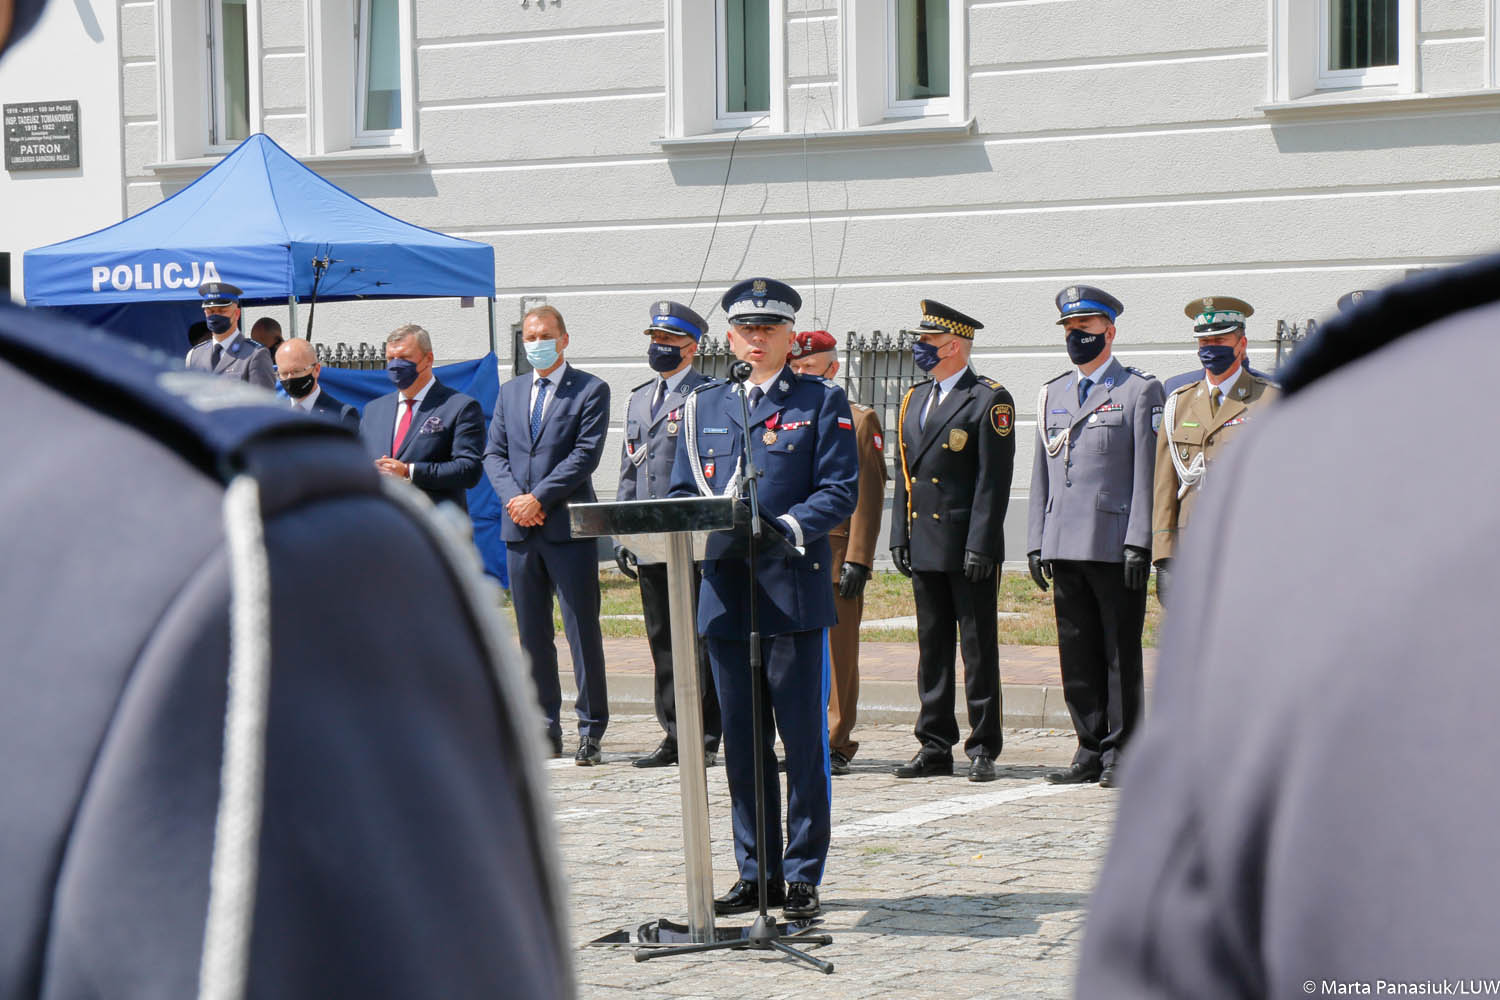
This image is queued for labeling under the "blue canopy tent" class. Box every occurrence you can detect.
[22,132,499,356]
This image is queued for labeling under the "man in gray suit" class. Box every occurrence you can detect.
[1027,285,1164,789]
[184,281,276,389]
[1077,254,1500,999]
[615,300,722,768]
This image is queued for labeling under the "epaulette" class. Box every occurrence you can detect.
[630,377,655,393]
[686,378,722,396]
[976,375,1005,391]
[1125,365,1155,380]
[850,401,872,412]
[1044,370,1072,385]
[1281,251,1500,395]
[1168,380,1196,399]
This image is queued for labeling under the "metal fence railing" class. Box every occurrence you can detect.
[315,342,386,370]
[1275,319,1316,368]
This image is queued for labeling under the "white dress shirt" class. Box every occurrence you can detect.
[392,377,435,453]
[923,367,968,426]
[529,361,568,424]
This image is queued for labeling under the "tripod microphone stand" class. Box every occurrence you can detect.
[635,360,833,974]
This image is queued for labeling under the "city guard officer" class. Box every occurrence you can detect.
[668,277,858,921]
[787,329,888,776]
[1152,296,1279,603]
[1028,286,1164,789]
[615,300,723,768]
[185,281,276,389]
[889,301,1016,783]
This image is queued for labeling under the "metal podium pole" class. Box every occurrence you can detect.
[665,530,714,941]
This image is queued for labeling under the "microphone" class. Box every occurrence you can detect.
[728,360,753,383]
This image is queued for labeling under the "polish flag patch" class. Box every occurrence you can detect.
[837,417,853,431]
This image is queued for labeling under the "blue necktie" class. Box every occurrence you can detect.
[1078,377,1092,407]
[651,379,666,420]
[749,386,764,410]
[530,377,550,440]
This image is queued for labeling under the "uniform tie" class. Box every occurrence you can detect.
[530,377,551,440]
[1077,377,1092,407]
[393,397,417,453]
[921,385,940,428]
[749,386,764,409]
[1211,387,1223,414]
[211,343,223,369]
[651,379,667,420]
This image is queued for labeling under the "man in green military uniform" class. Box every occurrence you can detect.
[1152,296,1279,602]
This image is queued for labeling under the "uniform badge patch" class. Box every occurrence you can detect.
[948,428,969,451]
[989,403,1014,436]
[704,461,715,478]
[1150,405,1163,434]
[873,433,884,451]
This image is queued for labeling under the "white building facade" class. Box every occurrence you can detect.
[15,0,1500,512]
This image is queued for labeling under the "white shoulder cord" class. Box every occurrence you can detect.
[685,385,741,498]
[1164,390,1205,499]
[1037,382,1070,461]
[377,482,576,999]
[198,474,274,1000]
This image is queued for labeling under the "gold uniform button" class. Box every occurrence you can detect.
[931,477,940,484]
[932,513,940,520]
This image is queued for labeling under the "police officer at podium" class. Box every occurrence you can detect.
[669,277,858,922]
[890,300,1016,783]
[616,300,723,768]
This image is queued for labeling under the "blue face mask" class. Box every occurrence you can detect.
[1197,344,1239,376]
[386,358,420,389]
[1065,329,1107,365]
[205,314,233,335]
[647,342,684,373]
[911,341,943,372]
[525,338,560,370]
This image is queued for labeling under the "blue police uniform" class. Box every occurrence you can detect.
[667,279,858,907]
[0,304,570,999]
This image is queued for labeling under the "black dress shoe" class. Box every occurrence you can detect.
[783,882,821,919]
[968,755,997,783]
[829,750,851,776]
[1098,765,1119,788]
[632,742,677,768]
[893,750,954,778]
[713,878,785,915]
[546,733,563,759]
[1046,762,1102,784]
[574,739,601,766]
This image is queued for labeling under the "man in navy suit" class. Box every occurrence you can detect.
[669,278,858,921]
[359,324,485,511]
[484,305,612,764]
[275,338,359,430]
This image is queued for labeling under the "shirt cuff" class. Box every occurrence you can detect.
[405,463,415,482]
[777,513,804,548]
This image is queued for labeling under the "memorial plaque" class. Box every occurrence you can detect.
[4,101,80,171]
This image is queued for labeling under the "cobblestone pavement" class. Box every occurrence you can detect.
[547,714,1116,1000]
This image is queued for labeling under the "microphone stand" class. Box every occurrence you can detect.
[634,361,833,974]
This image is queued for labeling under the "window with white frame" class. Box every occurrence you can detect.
[1270,0,1415,102]
[208,0,251,146]
[1319,0,1399,88]
[356,0,403,140]
[718,0,771,121]
[306,0,415,153]
[889,0,950,113]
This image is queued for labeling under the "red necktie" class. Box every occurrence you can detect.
[393,397,417,453]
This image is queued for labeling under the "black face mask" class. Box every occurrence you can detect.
[1065,329,1107,365]
[281,373,316,399]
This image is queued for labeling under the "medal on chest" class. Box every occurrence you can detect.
[762,410,781,446]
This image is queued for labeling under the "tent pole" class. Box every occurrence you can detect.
[487,297,498,356]
[288,295,298,337]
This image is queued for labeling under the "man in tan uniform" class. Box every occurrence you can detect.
[1152,296,1279,603]
[788,330,887,776]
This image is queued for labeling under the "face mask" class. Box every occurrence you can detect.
[281,373,316,399]
[647,342,683,373]
[1065,329,1106,365]
[525,338,559,370]
[1197,344,1239,376]
[387,358,420,389]
[911,341,943,372]
[205,314,233,335]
